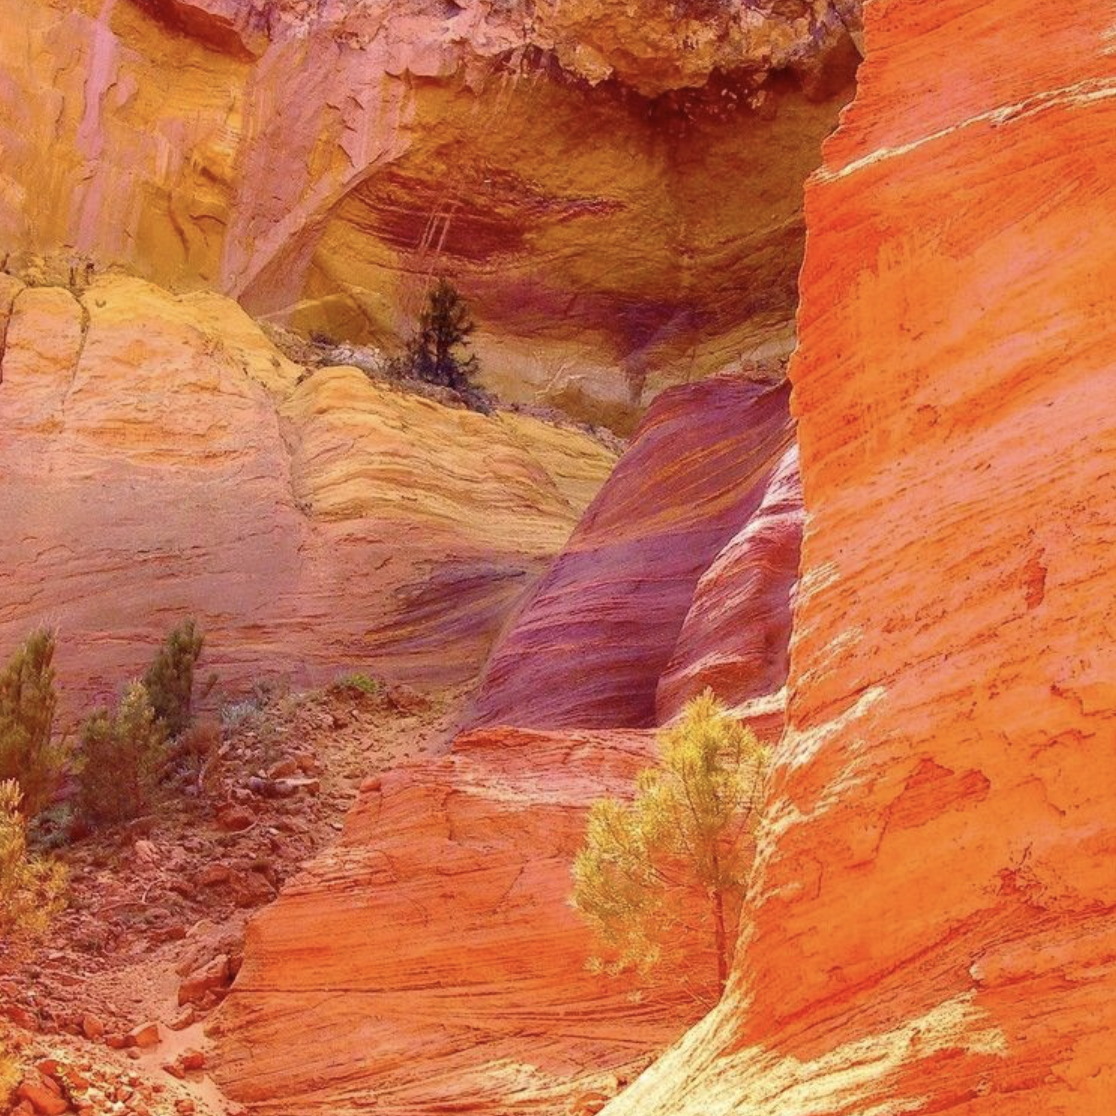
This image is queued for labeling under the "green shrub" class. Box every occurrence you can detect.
[572,690,768,995]
[0,630,67,819]
[75,683,166,827]
[329,672,381,698]
[143,619,205,738]
[0,778,67,944]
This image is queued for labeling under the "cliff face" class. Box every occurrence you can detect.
[0,274,615,710]
[603,2,1116,1113]
[0,0,859,430]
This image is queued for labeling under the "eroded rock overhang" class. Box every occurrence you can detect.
[1,0,862,430]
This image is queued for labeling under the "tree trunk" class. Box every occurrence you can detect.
[711,886,728,994]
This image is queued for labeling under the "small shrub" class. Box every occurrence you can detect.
[0,629,68,819]
[329,672,381,698]
[0,1048,19,1111]
[0,778,67,945]
[143,619,205,739]
[75,683,166,828]
[401,279,480,392]
[572,690,768,995]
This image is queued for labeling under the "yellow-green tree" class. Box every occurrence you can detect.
[0,629,67,819]
[572,690,768,994]
[0,778,66,944]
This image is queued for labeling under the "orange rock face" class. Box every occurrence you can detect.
[0,275,614,711]
[0,0,858,429]
[214,726,697,1114]
[466,377,796,731]
[602,1,1116,1113]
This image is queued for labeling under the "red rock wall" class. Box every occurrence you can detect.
[465,377,795,731]
[214,726,698,1115]
[603,2,1116,1113]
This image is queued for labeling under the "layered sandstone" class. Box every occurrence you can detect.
[466,376,796,731]
[0,0,859,429]
[214,725,698,1115]
[604,2,1116,1114]
[0,274,614,712]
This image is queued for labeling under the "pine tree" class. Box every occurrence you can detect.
[407,279,480,391]
[143,619,204,739]
[0,630,67,819]
[572,690,768,995]
[75,682,165,827]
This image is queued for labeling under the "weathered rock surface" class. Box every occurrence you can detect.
[603,2,1116,1113]
[214,726,697,1115]
[0,274,614,711]
[0,0,859,429]
[467,376,796,731]
[655,443,802,729]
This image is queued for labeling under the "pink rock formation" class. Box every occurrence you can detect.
[603,1,1116,1113]
[466,377,796,731]
[0,275,614,713]
[655,444,802,729]
[214,725,698,1115]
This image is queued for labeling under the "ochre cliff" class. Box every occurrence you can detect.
[467,376,797,732]
[0,274,615,711]
[0,0,860,429]
[602,2,1116,1113]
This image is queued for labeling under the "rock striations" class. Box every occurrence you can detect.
[602,1,1116,1114]
[467,376,797,732]
[0,0,860,429]
[0,274,615,713]
[656,442,802,732]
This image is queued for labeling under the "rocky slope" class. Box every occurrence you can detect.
[0,0,860,429]
[0,273,615,713]
[214,725,690,1116]
[601,2,1116,1113]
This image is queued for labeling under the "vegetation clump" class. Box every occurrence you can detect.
[329,672,382,699]
[0,630,67,820]
[0,778,67,944]
[143,618,205,739]
[572,690,768,995]
[75,683,166,828]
